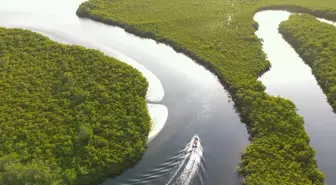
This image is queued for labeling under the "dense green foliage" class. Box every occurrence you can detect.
[0,27,151,185]
[74,0,336,184]
[279,14,336,111]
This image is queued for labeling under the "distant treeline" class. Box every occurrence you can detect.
[0,27,150,185]
[279,14,336,111]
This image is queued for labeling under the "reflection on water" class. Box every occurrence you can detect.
[255,10,336,184]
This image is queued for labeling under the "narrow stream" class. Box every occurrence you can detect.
[0,0,249,184]
[255,10,336,184]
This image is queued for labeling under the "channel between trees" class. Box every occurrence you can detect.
[76,1,336,184]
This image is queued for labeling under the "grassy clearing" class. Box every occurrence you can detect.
[279,14,336,111]
[0,27,150,185]
[76,0,336,184]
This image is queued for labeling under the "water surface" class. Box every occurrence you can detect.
[0,0,249,184]
[255,10,336,184]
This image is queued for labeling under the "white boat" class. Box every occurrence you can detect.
[191,134,200,149]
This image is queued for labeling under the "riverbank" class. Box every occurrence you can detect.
[279,14,336,111]
[147,104,169,142]
[256,10,336,184]
[75,0,336,184]
[0,27,151,185]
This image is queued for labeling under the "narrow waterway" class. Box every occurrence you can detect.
[255,10,336,184]
[0,0,249,184]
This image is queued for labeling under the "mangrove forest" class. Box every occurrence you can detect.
[76,0,336,184]
[280,14,336,111]
[0,27,150,185]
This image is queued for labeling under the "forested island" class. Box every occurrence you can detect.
[75,0,336,184]
[0,27,150,185]
[279,14,336,111]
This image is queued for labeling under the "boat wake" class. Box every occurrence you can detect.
[165,135,204,185]
[110,135,204,185]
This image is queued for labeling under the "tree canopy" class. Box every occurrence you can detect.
[0,27,150,185]
[280,14,336,111]
[74,0,336,184]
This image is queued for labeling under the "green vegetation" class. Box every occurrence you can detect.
[0,27,150,185]
[279,14,336,111]
[74,0,336,184]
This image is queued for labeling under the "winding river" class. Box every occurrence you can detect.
[255,10,336,184]
[0,0,249,184]
[1,0,335,184]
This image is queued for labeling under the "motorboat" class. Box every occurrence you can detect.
[192,134,200,149]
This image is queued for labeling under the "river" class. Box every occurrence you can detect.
[0,0,249,184]
[255,10,336,184]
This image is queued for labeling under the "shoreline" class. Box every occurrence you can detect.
[6,23,168,142]
[75,3,335,184]
[147,104,169,143]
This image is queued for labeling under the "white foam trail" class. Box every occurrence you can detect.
[176,146,203,185]
[120,148,190,185]
[116,138,200,185]
[164,137,203,185]
[165,152,191,185]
